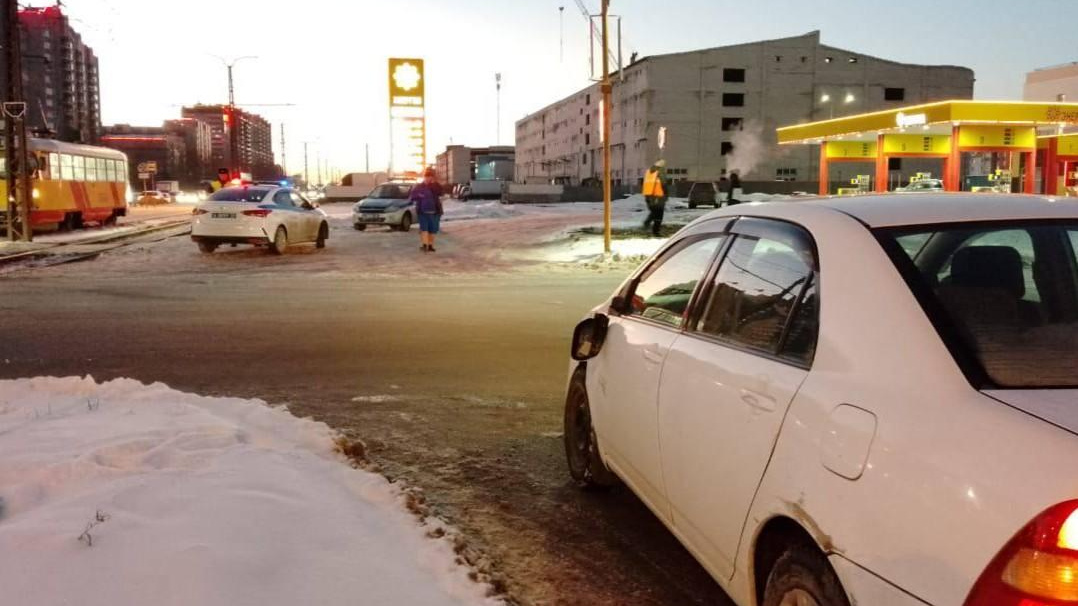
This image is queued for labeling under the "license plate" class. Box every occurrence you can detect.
[211,212,236,219]
[362,214,383,222]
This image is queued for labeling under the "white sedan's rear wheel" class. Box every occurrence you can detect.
[270,226,288,255]
[197,241,218,254]
[763,547,850,606]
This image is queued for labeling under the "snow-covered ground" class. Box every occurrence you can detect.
[0,377,500,606]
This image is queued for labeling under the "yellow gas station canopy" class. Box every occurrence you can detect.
[777,100,1078,144]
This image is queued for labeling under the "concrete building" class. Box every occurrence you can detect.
[100,124,187,188]
[13,6,101,143]
[180,104,275,178]
[1025,63,1078,103]
[515,31,974,189]
[165,118,213,186]
[435,145,514,187]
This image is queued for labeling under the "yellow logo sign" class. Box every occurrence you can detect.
[393,63,421,92]
[389,58,425,105]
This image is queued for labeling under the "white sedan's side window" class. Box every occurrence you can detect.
[628,236,725,330]
[695,230,819,364]
[274,191,294,207]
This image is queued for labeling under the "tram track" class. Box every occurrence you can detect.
[0,218,191,271]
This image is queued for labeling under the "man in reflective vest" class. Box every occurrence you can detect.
[209,168,231,193]
[642,159,668,237]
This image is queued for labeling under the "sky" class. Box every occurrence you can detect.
[39,0,1078,178]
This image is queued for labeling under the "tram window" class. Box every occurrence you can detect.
[118,161,128,183]
[87,157,98,182]
[60,153,73,180]
[105,159,115,182]
[96,158,107,182]
[49,153,60,180]
[72,156,85,181]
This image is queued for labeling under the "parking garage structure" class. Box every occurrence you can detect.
[776,100,1078,195]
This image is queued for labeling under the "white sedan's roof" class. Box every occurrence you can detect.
[808,193,1078,228]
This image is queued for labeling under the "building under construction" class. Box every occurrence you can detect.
[515,31,974,189]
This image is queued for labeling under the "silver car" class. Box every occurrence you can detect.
[352,183,415,232]
[895,178,944,193]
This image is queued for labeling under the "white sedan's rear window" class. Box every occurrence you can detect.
[209,188,270,203]
[883,222,1078,388]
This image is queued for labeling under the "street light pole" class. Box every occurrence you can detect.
[214,55,257,178]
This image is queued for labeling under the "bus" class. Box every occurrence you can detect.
[1,138,130,231]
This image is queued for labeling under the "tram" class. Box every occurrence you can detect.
[1,138,130,230]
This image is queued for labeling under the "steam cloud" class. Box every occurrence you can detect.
[726,120,768,176]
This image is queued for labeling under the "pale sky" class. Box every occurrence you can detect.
[41,0,1078,177]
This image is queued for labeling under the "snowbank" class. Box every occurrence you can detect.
[0,377,500,606]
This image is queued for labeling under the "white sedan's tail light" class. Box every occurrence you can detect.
[242,209,272,217]
[192,208,208,215]
[965,500,1078,605]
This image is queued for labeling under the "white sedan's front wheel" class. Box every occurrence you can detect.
[270,226,288,255]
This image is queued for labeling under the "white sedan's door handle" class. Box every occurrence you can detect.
[642,348,664,365]
[740,389,776,412]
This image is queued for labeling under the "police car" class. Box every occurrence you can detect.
[191,185,329,254]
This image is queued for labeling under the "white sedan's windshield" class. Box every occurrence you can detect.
[883,222,1078,388]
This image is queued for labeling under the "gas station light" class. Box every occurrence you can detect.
[820,93,831,103]
[844,93,856,104]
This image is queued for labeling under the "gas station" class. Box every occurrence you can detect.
[776,100,1078,196]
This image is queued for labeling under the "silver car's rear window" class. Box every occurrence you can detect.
[209,188,270,202]
[879,221,1078,389]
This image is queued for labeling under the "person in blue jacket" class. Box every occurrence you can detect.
[410,168,444,252]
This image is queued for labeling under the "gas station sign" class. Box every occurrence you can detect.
[825,141,877,159]
[958,125,1037,149]
[388,58,426,177]
[882,135,951,155]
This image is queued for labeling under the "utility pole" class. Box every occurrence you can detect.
[280,123,286,175]
[495,73,502,145]
[365,143,370,173]
[4,0,32,242]
[600,0,612,253]
[303,142,309,188]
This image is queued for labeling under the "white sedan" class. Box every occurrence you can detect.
[191,185,329,254]
[566,193,1078,606]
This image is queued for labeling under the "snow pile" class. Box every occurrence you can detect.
[537,234,665,266]
[0,377,500,606]
[442,200,522,222]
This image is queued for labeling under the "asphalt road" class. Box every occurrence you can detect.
[0,213,734,606]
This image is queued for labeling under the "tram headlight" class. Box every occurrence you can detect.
[32,187,40,200]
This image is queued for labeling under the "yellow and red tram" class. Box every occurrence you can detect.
[2,138,130,230]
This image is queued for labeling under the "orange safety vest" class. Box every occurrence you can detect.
[642,169,664,197]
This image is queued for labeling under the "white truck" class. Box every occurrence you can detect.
[323,173,391,202]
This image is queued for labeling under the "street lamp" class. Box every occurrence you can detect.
[212,55,258,177]
[820,93,833,119]
[819,92,855,119]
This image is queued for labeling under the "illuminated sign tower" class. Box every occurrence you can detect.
[388,58,426,178]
